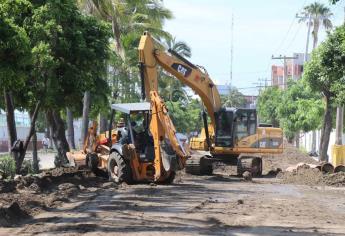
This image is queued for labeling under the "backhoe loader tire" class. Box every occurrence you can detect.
[161,171,176,184]
[86,153,99,172]
[107,152,133,184]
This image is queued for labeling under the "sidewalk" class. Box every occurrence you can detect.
[24,151,56,170]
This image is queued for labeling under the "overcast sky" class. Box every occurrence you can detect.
[163,0,344,95]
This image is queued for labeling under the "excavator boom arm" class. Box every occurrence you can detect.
[139,32,221,127]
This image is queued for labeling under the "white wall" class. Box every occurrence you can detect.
[300,129,345,163]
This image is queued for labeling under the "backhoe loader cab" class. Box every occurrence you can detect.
[107,102,178,184]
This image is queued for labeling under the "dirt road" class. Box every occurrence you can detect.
[1,172,345,236]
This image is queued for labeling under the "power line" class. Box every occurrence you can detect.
[273,0,308,54]
[285,22,303,50]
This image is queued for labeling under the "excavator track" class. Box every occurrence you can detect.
[237,155,262,177]
[185,155,213,175]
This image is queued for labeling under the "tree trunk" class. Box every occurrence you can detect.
[45,113,54,149]
[31,131,39,173]
[4,91,17,150]
[47,109,70,167]
[4,90,20,171]
[111,16,125,60]
[66,107,75,149]
[311,130,317,152]
[335,106,343,145]
[312,22,319,50]
[28,108,39,173]
[287,137,294,144]
[295,132,300,149]
[99,114,108,133]
[319,95,333,162]
[310,21,319,154]
[16,102,41,173]
[80,91,91,149]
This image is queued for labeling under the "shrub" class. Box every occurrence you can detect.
[0,155,16,179]
[21,159,35,175]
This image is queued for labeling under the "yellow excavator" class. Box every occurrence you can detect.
[138,32,283,176]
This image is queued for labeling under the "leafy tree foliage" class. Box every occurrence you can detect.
[0,0,111,171]
[303,25,345,161]
[221,87,246,108]
[166,99,202,134]
[0,0,31,92]
[257,87,282,127]
[277,80,323,140]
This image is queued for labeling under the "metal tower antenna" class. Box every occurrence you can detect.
[230,13,234,89]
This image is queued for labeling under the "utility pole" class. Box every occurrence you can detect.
[271,55,298,89]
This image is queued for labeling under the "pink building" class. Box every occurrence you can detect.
[271,53,305,89]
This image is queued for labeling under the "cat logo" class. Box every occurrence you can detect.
[171,63,192,77]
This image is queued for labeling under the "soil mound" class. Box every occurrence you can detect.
[277,165,324,185]
[278,165,345,186]
[263,144,318,175]
[322,172,345,187]
[0,167,109,227]
[0,202,30,227]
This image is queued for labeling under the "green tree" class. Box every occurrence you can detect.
[78,0,172,59]
[0,0,32,173]
[159,37,192,101]
[257,87,282,127]
[4,0,111,169]
[299,2,333,49]
[304,26,345,161]
[277,80,323,142]
[166,99,202,134]
[221,87,246,108]
[166,37,191,58]
[77,0,173,145]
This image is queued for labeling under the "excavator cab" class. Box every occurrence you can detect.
[214,108,257,148]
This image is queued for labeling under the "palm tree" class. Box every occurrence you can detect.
[159,37,192,101]
[77,0,173,60]
[76,0,174,143]
[299,2,333,152]
[299,2,333,49]
[166,37,192,58]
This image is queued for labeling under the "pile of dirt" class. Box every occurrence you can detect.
[263,143,318,174]
[0,167,111,227]
[0,202,30,227]
[322,172,345,187]
[277,165,324,185]
[278,164,345,187]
